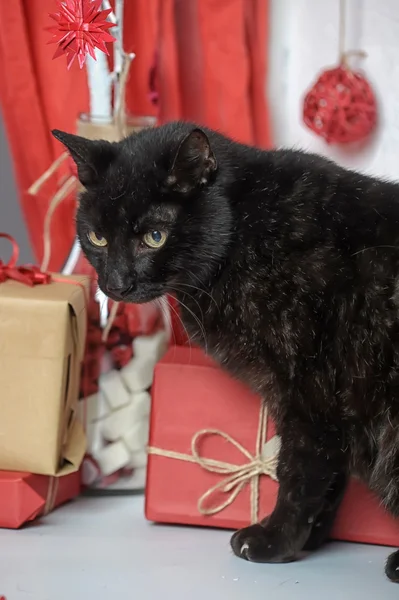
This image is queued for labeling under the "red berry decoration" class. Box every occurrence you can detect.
[48,0,116,69]
[303,63,377,144]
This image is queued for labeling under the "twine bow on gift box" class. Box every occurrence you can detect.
[148,402,280,524]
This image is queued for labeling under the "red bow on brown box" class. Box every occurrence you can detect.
[0,233,51,286]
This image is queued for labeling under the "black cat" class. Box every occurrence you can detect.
[53,122,399,582]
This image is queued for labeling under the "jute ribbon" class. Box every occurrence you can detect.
[27,162,78,272]
[40,176,77,272]
[27,152,70,196]
[43,477,60,515]
[147,402,280,524]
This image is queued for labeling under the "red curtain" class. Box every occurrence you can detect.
[152,0,272,146]
[0,0,89,268]
[0,0,271,269]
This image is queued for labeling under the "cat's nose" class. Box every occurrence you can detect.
[106,283,133,298]
[105,271,133,298]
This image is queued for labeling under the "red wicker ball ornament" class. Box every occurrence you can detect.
[303,64,377,144]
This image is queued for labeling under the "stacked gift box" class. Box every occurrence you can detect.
[0,235,89,527]
[0,231,170,528]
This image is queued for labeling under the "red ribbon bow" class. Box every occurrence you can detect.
[0,233,52,287]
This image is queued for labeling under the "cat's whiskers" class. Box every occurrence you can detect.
[174,281,220,313]
[154,297,176,347]
[169,290,208,353]
[189,269,216,291]
[166,296,194,352]
[109,189,126,201]
[352,245,399,257]
[169,286,206,325]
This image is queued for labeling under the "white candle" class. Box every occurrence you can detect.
[86,50,112,123]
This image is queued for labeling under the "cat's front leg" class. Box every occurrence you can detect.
[230,420,346,563]
[303,470,348,551]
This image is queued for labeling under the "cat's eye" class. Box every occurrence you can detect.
[143,230,167,249]
[87,231,108,247]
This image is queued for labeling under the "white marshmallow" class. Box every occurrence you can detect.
[120,357,154,392]
[78,392,109,425]
[129,391,151,420]
[100,369,130,410]
[81,456,101,486]
[96,440,130,476]
[127,467,147,490]
[94,393,109,421]
[133,330,168,364]
[102,401,138,441]
[100,350,114,373]
[122,419,150,453]
[128,449,148,469]
[86,421,105,456]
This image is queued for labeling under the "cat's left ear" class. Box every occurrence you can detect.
[167,128,217,194]
[52,130,116,188]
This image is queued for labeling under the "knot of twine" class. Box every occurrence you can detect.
[148,403,280,524]
[340,49,367,70]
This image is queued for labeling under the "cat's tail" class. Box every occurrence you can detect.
[386,550,399,582]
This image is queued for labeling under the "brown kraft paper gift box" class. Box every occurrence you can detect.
[0,274,89,476]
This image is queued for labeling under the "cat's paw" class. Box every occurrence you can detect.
[230,523,297,563]
[386,550,399,583]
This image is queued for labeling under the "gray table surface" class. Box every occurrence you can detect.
[0,495,397,599]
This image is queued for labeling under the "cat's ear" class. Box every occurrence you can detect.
[52,130,116,187]
[167,128,217,194]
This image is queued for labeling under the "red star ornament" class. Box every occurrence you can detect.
[47,0,116,69]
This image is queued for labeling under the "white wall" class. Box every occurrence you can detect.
[268,0,399,181]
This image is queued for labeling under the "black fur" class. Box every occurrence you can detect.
[53,122,399,582]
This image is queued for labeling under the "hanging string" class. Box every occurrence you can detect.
[338,0,346,62]
[339,0,367,67]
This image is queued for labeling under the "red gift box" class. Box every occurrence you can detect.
[0,470,80,529]
[332,480,399,546]
[146,346,399,547]
[146,346,279,529]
